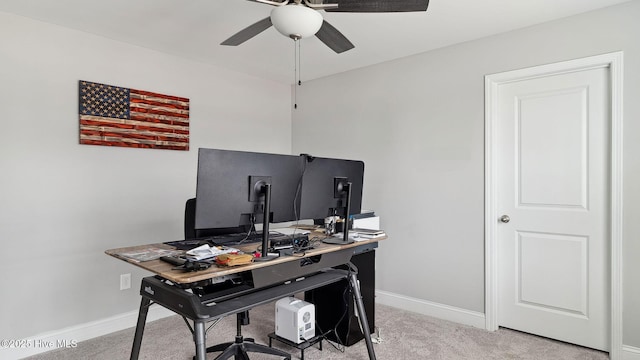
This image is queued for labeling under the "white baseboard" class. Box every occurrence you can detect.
[375,289,486,329]
[624,345,640,360]
[4,291,639,360]
[376,290,640,360]
[3,304,174,360]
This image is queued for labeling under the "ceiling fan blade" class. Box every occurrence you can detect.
[315,20,354,54]
[325,0,429,12]
[221,17,273,46]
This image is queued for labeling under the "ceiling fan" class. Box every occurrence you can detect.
[221,0,430,54]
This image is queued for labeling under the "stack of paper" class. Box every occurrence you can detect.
[350,228,386,239]
[185,244,240,261]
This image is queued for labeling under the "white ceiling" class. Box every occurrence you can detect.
[0,0,632,84]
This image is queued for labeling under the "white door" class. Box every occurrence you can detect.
[495,66,610,351]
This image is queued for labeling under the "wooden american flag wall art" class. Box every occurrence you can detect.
[79,80,190,150]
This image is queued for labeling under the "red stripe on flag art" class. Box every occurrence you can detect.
[79,80,189,150]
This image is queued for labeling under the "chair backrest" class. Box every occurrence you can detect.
[184,198,244,239]
[184,198,197,240]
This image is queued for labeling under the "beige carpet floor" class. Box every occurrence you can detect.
[24,303,608,360]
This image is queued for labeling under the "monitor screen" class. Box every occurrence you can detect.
[298,156,365,221]
[194,148,303,231]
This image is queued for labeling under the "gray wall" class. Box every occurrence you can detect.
[0,12,291,340]
[292,1,640,348]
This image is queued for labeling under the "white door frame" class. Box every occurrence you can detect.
[484,52,624,358]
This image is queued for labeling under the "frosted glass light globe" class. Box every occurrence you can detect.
[271,4,323,39]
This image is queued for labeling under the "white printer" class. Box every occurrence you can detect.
[275,297,315,344]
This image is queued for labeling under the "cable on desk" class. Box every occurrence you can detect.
[287,233,328,256]
[236,214,257,245]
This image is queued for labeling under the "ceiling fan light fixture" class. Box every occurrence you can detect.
[271,4,323,40]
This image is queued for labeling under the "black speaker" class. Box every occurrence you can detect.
[305,249,375,346]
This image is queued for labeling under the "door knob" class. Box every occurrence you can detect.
[500,215,510,223]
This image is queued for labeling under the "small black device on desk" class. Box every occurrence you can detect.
[159,256,186,266]
[160,256,211,271]
[270,233,310,250]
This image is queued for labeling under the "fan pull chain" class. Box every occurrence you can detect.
[293,39,297,109]
[297,39,302,87]
[293,39,301,109]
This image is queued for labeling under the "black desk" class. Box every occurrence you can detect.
[106,237,384,360]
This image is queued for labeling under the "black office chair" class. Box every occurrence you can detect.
[184,197,246,239]
[185,198,291,360]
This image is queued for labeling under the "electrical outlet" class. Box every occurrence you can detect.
[120,273,131,290]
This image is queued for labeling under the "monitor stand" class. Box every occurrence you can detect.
[322,182,355,245]
[253,182,278,262]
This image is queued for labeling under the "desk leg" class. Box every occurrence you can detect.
[348,271,377,360]
[130,297,152,360]
[193,320,207,360]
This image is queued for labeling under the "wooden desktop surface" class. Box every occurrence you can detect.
[105,232,386,285]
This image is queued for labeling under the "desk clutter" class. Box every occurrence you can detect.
[115,220,386,273]
[215,253,254,266]
[159,252,253,270]
[115,222,384,273]
[158,244,251,271]
[185,244,240,261]
[106,230,383,360]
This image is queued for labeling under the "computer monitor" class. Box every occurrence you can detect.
[195,148,303,258]
[299,155,364,244]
